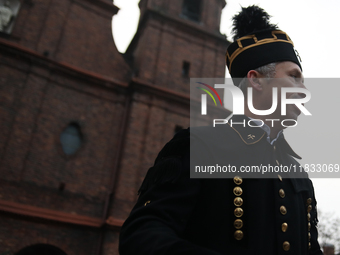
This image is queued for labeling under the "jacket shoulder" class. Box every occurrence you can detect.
[138,128,191,195]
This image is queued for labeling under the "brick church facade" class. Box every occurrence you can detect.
[0,0,228,254]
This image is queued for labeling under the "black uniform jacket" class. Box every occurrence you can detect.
[119,116,323,255]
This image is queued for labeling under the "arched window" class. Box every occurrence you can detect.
[60,123,83,155]
[15,244,67,255]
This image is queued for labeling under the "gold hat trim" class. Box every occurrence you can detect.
[226,31,294,73]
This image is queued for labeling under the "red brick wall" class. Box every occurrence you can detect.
[139,0,226,32]
[0,52,126,218]
[110,88,190,220]
[11,0,130,81]
[130,16,227,93]
[0,0,229,254]
[0,215,99,255]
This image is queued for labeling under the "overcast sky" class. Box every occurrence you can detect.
[112,0,340,219]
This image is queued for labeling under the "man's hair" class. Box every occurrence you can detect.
[238,62,277,95]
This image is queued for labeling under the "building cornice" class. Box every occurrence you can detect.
[130,77,190,106]
[126,9,230,56]
[0,38,128,89]
[0,199,124,229]
[81,0,119,15]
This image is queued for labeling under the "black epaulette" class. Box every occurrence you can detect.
[137,128,190,195]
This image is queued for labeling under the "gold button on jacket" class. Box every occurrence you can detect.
[234,197,243,207]
[234,219,243,229]
[233,176,243,185]
[307,205,312,212]
[283,241,290,251]
[279,189,285,198]
[280,205,287,215]
[234,208,244,217]
[307,198,312,205]
[234,230,244,240]
[233,187,243,196]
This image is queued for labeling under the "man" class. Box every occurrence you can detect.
[119,5,323,255]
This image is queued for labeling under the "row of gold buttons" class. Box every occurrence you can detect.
[275,147,290,251]
[278,174,290,252]
[306,198,312,250]
[233,176,243,240]
[275,144,290,251]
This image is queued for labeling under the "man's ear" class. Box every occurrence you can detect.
[247,70,263,91]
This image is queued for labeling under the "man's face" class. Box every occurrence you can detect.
[260,61,305,122]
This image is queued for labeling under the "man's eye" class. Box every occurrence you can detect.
[290,75,301,82]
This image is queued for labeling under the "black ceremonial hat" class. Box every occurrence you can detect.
[226,5,302,86]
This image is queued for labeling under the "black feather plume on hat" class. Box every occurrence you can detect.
[231,5,278,41]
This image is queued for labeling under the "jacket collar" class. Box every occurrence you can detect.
[228,115,301,159]
[227,115,267,145]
